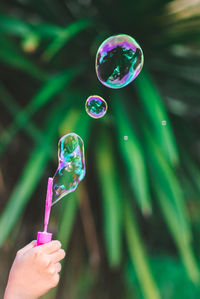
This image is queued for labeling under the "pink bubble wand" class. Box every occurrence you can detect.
[36,177,53,246]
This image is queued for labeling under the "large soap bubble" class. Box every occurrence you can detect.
[52,133,86,205]
[85,95,107,119]
[95,34,144,89]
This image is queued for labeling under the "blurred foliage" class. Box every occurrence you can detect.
[1,0,200,298]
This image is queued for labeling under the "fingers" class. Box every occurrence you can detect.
[55,262,62,273]
[17,240,37,256]
[40,240,62,254]
[52,273,60,287]
[47,266,60,288]
[51,262,62,273]
[50,249,66,263]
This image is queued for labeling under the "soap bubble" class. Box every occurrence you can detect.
[95,34,144,89]
[85,95,107,118]
[52,133,86,205]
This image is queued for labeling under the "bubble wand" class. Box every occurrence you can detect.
[36,177,53,246]
[36,133,86,246]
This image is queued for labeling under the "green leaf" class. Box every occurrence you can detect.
[96,128,122,267]
[0,84,44,145]
[42,19,93,61]
[180,147,200,197]
[144,123,191,241]
[135,69,179,166]
[72,266,95,299]
[124,199,161,299]
[0,67,84,156]
[113,94,151,215]
[0,35,46,80]
[155,185,200,284]
[27,68,81,112]
[56,192,78,250]
[0,100,68,247]
[0,13,64,38]
[143,124,200,283]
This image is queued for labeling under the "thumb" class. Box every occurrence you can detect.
[18,240,37,255]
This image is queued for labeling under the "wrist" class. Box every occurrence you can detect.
[4,283,37,299]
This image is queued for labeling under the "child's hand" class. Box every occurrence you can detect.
[4,240,66,299]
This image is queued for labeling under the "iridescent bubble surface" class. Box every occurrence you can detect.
[85,95,107,119]
[52,133,86,205]
[95,34,144,89]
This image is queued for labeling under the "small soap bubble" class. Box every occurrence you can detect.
[52,133,86,205]
[162,120,167,126]
[85,95,107,119]
[96,34,144,89]
[124,136,128,141]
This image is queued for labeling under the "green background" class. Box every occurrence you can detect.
[0,0,200,298]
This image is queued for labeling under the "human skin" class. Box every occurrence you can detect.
[4,240,66,299]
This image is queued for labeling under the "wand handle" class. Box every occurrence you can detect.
[36,177,53,246]
[44,177,53,232]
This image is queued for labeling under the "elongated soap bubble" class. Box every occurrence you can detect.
[52,133,86,205]
[96,34,144,89]
[85,95,107,119]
